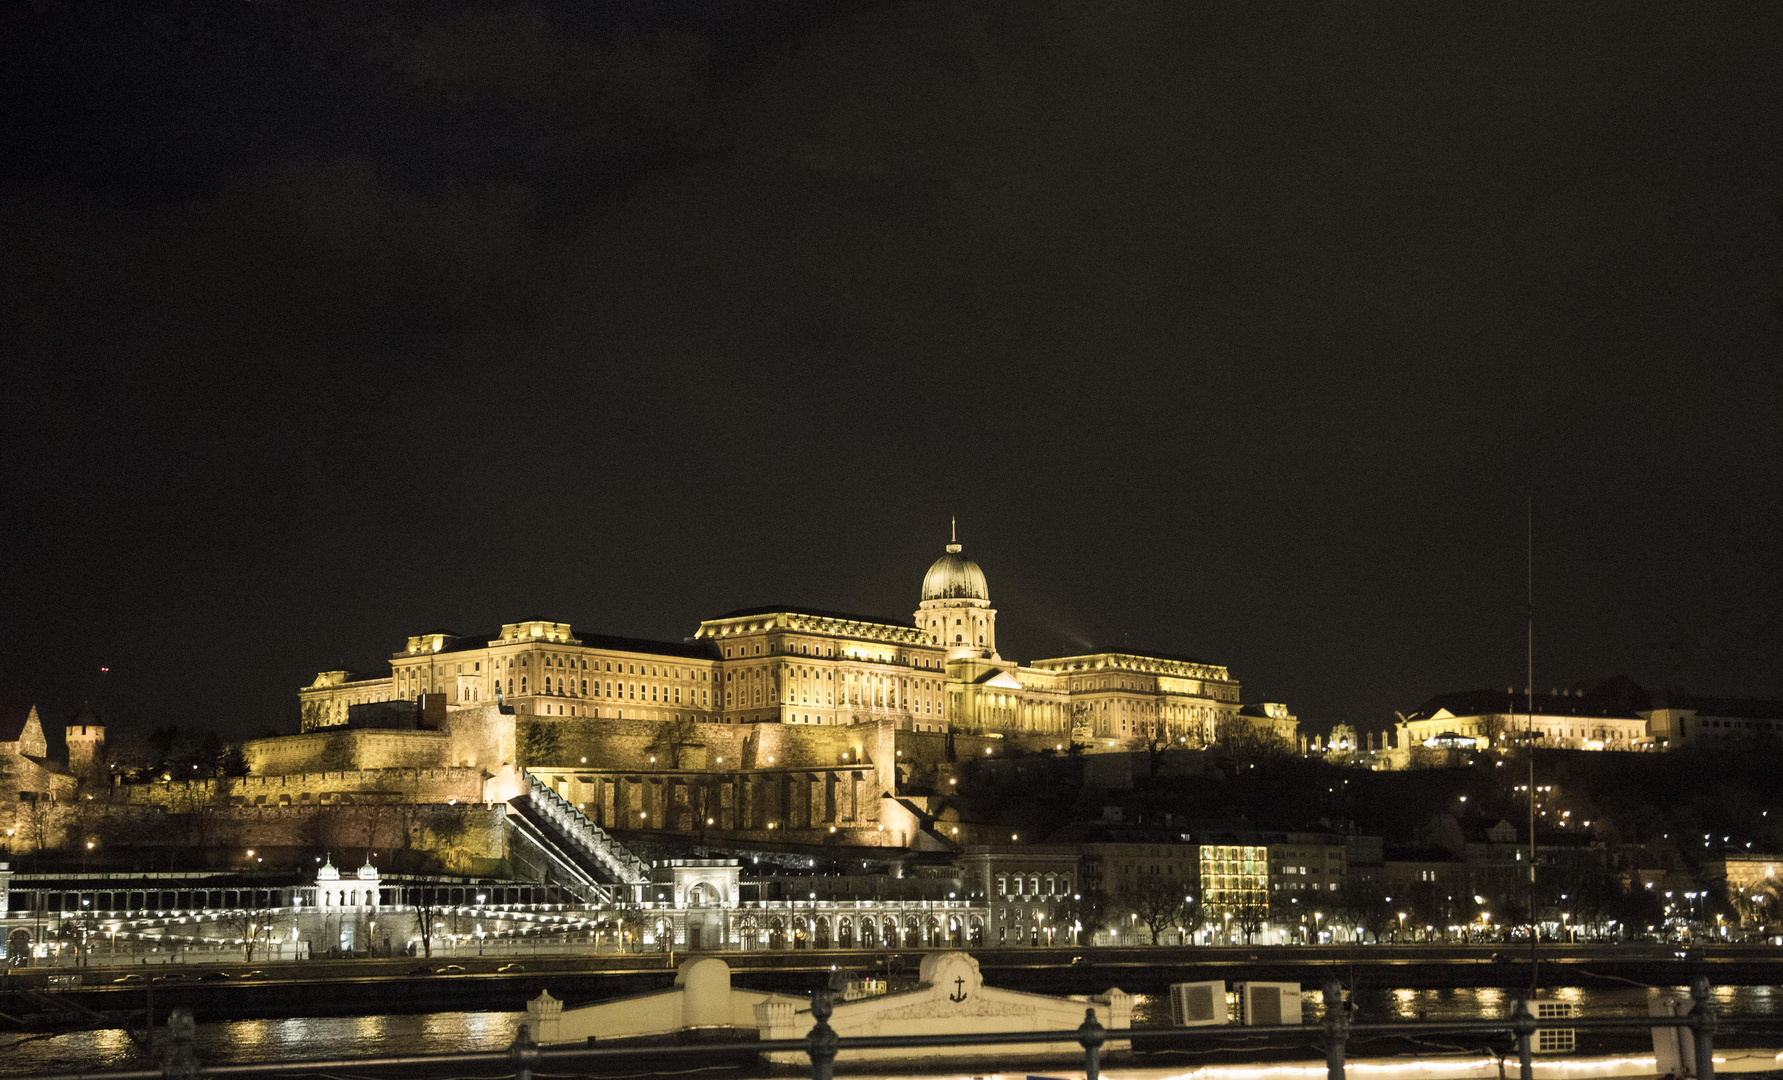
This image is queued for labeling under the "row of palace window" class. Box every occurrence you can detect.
[526,678,709,706]
[722,640,946,671]
[995,873,1073,897]
[396,656,714,695]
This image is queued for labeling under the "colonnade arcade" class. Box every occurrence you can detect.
[540,768,877,833]
[665,902,987,950]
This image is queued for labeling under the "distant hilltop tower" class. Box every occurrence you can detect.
[66,704,105,775]
[914,518,998,661]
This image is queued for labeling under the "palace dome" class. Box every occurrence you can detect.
[922,542,989,602]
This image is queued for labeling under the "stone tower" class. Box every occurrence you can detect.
[65,705,105,776]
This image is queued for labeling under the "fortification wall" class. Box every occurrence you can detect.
[119,767,486,809]
[244,705,516,778]
[528,716,902,777]
[243,729,452,775]
[27,803,508,875]
[443,704,516,773]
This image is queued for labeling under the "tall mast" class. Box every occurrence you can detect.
[1526,496,1538,986]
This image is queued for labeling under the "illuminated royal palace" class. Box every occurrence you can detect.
[239,529,1296,856]
[296,528,1264,747]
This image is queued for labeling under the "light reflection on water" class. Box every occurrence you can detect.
[0,1011,526,1077]
[1116,985,1783,1028]
[4,987,1781,1078]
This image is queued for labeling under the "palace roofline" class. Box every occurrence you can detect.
[383,627,722,661]
[1027,648,1225,671]
[707,605,918,629]
[1406,688,1643,722]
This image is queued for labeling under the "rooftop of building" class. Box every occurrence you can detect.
[1407,677,1783,724]
[708,605,918,629]
[1406,688,1644,722]
[1028,648,1220,669]
[392,627,722,661]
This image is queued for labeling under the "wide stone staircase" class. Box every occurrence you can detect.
[507,772,650,904]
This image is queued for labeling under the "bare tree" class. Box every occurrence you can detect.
[362,800,390,854]
[1056,888,1109,945]
[23,793,57,853]
[1233,898,1269,944]
[1215,715,1293,767]
[1476,713,1510,751]
[410,885,441,958]
[179,776,235,852]
[1124,876,1192,944]
[649,716,701,769]
[219,899,279,962]
[1176,893,1208,943]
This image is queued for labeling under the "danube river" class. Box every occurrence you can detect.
[4,985,1782,1077]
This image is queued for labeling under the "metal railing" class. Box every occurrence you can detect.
[12,976,1723,1080]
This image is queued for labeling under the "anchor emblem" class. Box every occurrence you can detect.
[948,975,968,1003]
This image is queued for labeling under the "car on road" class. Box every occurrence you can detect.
[409,965,436,976]
[437,964,466,974]
[238,970,267,980]
[198,972,231,982]
[151,974,185,983]
[113,974,146,985]
[497,963,525,973]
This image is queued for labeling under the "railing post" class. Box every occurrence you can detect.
[508,1022,539,1080]
[1076,1006,1107,1080]
[162,1007,199,1080]
[1691,977,1716,1080]
[1322,980,1348,1080]
[1510,998,1535,1080]
[807,986,839,1080]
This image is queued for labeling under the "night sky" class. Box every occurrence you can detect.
[4,1,1780,743]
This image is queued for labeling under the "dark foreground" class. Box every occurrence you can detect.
[4,942,1780,1028]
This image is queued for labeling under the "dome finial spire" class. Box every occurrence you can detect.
[947,515,961,553]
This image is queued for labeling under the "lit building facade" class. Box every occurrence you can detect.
[1394,689,1648,753]
[296,532,1262,751]
[1199,842,1270,923]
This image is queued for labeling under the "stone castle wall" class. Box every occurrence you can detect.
[525,716,898,782]
[242,705,516,779]
[121,767,487,809]
[26,802,509,875]
[243,729,451,775]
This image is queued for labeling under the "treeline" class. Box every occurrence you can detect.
[83,724,249,785]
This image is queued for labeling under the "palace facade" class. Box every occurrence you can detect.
[297,532,1263,750]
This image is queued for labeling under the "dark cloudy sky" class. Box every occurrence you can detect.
[4,1,1780,741]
